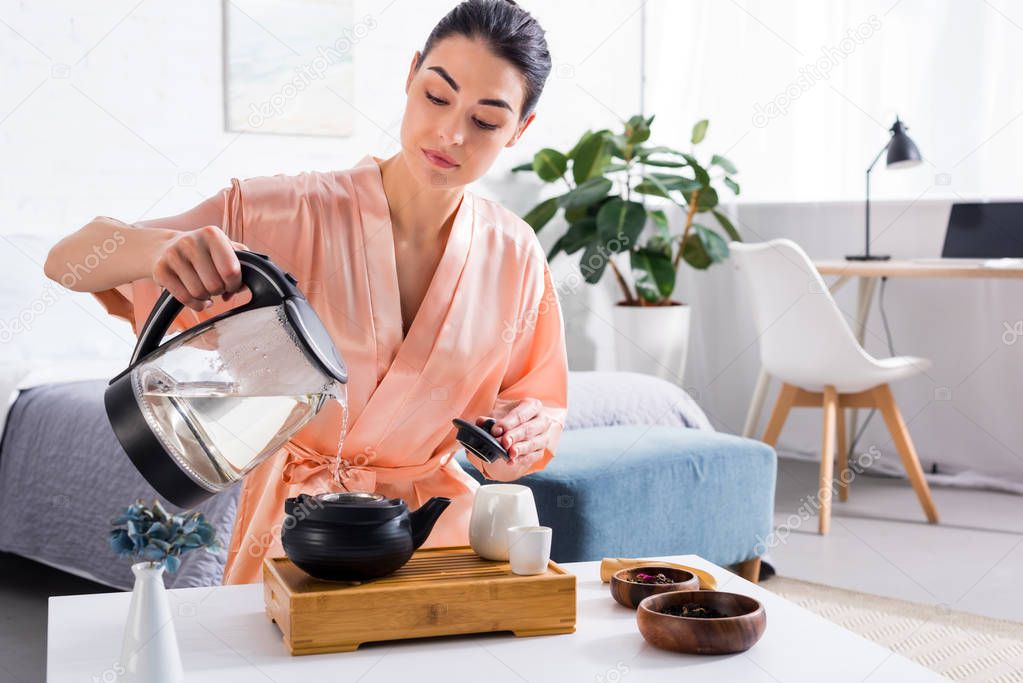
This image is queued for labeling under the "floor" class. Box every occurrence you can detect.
[769,455,1023,623]
[3,457,1022,681]
[0,552,116,682]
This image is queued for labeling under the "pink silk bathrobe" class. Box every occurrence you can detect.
[92,155,569,584]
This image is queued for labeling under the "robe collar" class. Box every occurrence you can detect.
[350,153,475,403]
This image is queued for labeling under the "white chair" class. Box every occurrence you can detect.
[730,239,939,534]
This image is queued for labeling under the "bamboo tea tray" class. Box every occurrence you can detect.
[263,545,576,655]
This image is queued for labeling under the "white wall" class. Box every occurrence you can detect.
[0,0,641,236]
[0,0,640,361]
[4,1,1023,485]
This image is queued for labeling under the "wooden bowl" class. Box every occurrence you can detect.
[610,566,701,609]
[636,590,766,655]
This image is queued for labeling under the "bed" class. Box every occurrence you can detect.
[0,371,711,589]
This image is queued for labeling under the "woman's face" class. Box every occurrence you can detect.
[400,35,535,189]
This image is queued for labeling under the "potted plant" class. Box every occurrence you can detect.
[513,115,741,383]
[110,498,222,683]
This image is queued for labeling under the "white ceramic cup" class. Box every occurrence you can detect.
[506,525,552,575]
[469,484,539,560]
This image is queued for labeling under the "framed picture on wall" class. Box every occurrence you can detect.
[223,0,356,137]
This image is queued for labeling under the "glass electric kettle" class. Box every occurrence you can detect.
[105,250,348,508]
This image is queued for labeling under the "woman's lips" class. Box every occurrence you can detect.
[422,148,459,170]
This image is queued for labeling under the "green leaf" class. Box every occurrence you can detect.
[562,218,598,254]
[649,209,669,234]
[608,133,632,160]
[625,114,651,144]
[681,154,710,186]
[684,186,719,212]
[691,119,709,144]
[647,234,673,258]
[648,173,701,193]
[511,161,534,173]
[712,210,741,242]
[695,186,719,212]
[567,129,593,159]
[631,249,676,302]
[532,148,568,182]
[579,241,612,284]
[681,232,712,269]
[639,158,687,168]
[596,198,646,252]
[633,179,670,199]
[634,173,682,200]
[638,145,688,157]
[724,176,741,195]
[567,128,610,159]
[710,154,737,174]
[694,223,730,263]
[572,131,611,184]
[558,176,612,210]
[522,197,560,232]
[548,217,597,261]
[564,204,589,223]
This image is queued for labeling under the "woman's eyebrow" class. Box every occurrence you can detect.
[426,65,514,112]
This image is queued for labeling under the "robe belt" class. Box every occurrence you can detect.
[279,439,447,492]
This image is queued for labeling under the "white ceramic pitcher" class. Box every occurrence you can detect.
[469,484,539,561]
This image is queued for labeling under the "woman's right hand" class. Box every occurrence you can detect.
[151,226,249,312]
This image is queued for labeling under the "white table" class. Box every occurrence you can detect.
[48,554,943,682]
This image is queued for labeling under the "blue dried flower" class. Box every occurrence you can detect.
[109,498,222,573]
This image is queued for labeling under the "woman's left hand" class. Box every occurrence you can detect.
[476,397,552,473]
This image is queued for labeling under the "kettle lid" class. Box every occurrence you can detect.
[285,298,348,384]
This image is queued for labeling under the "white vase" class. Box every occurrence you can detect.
[120,561,184,683]
[611,302,692,385]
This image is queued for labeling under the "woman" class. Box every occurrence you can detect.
[44,0,567,584]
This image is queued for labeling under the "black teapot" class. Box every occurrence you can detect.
[281,492,451,581]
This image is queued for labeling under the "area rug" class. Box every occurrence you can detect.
[761,576,1023,682]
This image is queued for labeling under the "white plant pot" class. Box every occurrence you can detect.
[120,561,184,683]
[611,302,691,385]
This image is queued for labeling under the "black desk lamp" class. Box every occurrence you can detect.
[847,116,922,261]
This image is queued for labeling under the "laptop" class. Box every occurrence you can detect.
[941,202,1023,259]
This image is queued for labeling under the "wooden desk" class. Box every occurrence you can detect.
[742,258,1023,439]
[815,258,1023,279]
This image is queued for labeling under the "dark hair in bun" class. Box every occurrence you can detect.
[420,0,552,120]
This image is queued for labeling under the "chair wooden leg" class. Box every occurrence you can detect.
[818,386,838,534]
[836,402,849,502]
[761,383,798,446]
[872,384,939,523]
[732,557,762,584]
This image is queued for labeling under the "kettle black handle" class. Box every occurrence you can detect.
[129,250,292,366]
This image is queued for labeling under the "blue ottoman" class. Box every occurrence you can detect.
[456,426,776,568]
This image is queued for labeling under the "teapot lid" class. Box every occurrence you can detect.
[290,491,406,524]
[452,418,509,463]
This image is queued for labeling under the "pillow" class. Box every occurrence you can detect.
[566,371,713,431]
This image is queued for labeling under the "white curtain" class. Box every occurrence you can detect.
[643,0,1023,203]
[635,0,1023,492]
